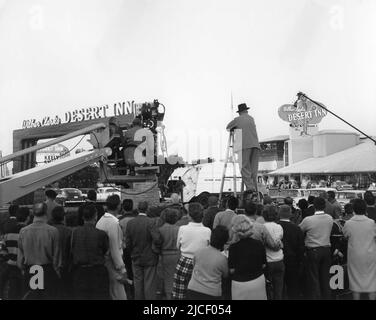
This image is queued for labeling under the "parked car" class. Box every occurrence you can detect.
[331,181,353,191]
[56,188,85,205]
[306,188,337,197]
[336,190,366,209]
[96,187,121,202]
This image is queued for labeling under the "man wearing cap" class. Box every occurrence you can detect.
[226,103,260,192]
[278,205,305,299]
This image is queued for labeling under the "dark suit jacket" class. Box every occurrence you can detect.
[278,220,305,265]
[125,215,161,267]
[203,206,220,230]
[367,206,376,222]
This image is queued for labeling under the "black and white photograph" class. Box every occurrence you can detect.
[0,0,376,308]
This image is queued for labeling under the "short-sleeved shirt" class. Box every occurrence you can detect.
[177,222,211,259]
[228,238,266,282]
[188,246,228,297]
[299,212,333,248]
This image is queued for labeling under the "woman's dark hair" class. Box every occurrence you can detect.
[51,206,65,223]
[210,226,229,251]
[188,202,204,223]
[162,208,179,225]
[298,198,308,210]
[263,205,278,222]
[353,199,367,215]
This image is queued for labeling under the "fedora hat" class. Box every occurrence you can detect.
[236,103,250,113]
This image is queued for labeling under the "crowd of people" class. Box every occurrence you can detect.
[1,188,376,300]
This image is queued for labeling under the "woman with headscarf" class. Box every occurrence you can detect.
[228,214,267,300]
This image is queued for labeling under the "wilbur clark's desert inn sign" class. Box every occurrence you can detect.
[278,98,327,135]
[21,100,142,129]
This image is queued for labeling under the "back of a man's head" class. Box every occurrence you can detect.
[364,191,375,206]
[65,212,79,227]
[138,201,149,213]
[263,205,278,222]
[9,204,19,217]
[207,195,218,207]
[87,189,97,201]
[263,195,273,205]
[227,196,239,211]
[319,192,328,200]
[189,202,204,223]
[122,199,134,212]
[106,194,121,212]
[344,203,354,215]
[33,203,47,217]
[45,189,57,200]
[170,193,180,204]
[313,197,326,212]
[244,201,257,217]
[284,197,293,206]
[327,191,336,200]
[82,204,98,222]
[308,195,315,205]
[51,206,65,223]
[353,199,367,215]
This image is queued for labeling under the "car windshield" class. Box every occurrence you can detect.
[105,189,119,193]
[341,192,361,199]
[308,190,330,197]
[63,189,82,196]
[278,190,299,198]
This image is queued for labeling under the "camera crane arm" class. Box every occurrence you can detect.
[0,123,112,206]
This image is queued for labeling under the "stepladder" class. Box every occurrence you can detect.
[218,131,260,207]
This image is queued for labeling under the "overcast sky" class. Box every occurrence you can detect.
[0,0,375,163]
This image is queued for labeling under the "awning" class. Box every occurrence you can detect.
[269,140,376,175]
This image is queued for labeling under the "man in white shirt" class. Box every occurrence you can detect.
[299,197,333,300]
[96,195,127,300]
[172,202,211,300]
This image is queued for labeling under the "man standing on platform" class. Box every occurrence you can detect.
[226,103,260,192]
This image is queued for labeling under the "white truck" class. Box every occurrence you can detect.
[168,161,267,204]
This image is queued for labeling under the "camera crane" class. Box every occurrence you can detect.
[0,100,169,206]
